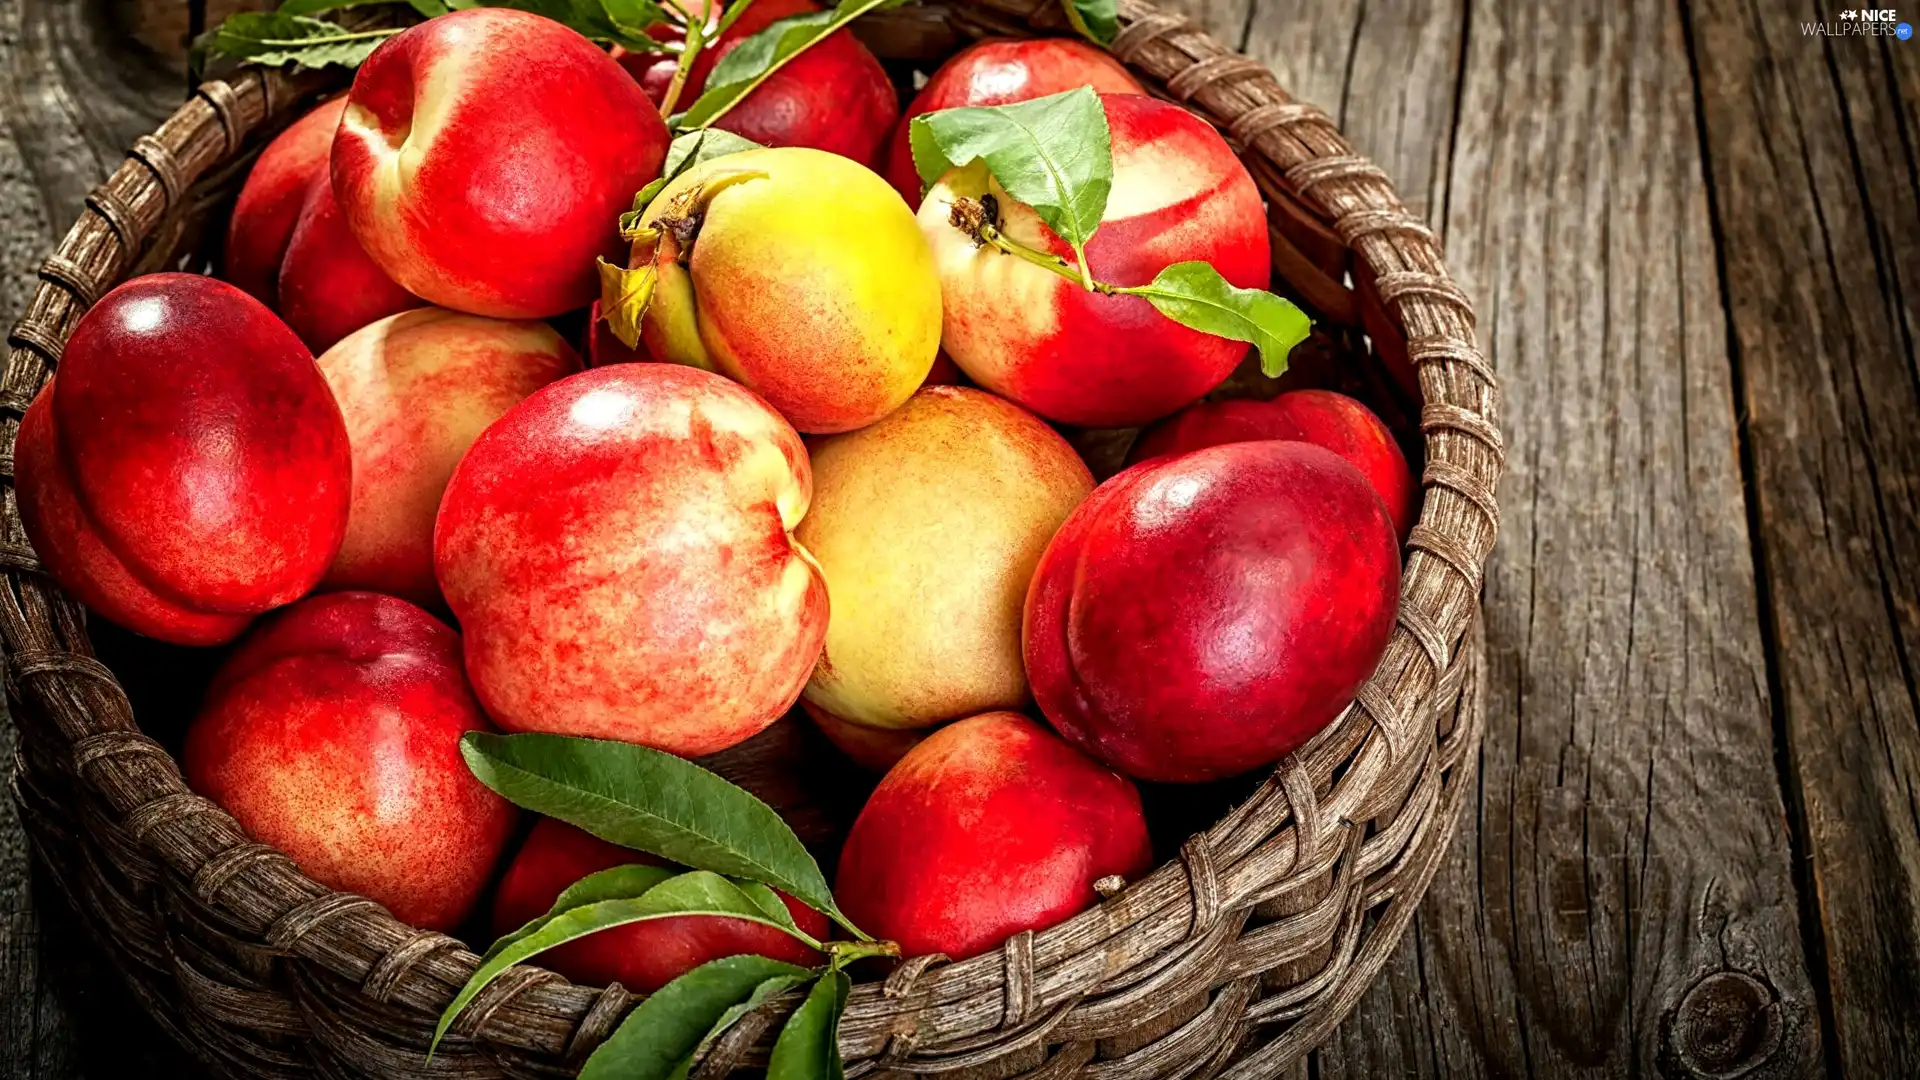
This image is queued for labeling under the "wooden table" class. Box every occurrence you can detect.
[2,1,1915,1076]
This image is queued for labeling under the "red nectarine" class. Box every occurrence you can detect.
[881,38,1145,207]
[492,817,825,992]
[1025,442,1401,783]
[223,97,345,308]
[277,175,421,354]
[835,712,1151,960]
[14,274,350,646]
[1129,390,1419,539]
[183,592,515,931]
[332,9,669,319]
[629,0,898,165]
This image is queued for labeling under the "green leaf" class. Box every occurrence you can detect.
[577,956,812,1080]
[276,0,445,16]
[691,971,812,1059]
[599,0,674,37]
[432,871,814,1055]
[675,0,910,130]
[1129,262,1313,377]
[909,87,1113,284]
[189,13,401,72]
[767,970,850,1080]
[1060,0,1118,44]
[735,881,801,933]
[459,732,848,929]
[458,0,668,47]
[625,128,765,227]
[480,862,679,965]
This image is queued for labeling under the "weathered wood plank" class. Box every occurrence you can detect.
[1685,7,1920,1077]
[1229,0,1827,1075]
[0,3,201,1077]
[1236,0,1463,224]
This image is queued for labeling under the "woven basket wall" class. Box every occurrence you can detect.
[0,1,1502,1076]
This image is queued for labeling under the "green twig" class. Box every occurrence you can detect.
[658,12,708,117]
[824,939,901,968]
[715,0,759,35]
[954,195,1127,295]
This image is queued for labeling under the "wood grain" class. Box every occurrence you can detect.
[0,3,199,1076]
[1220,0,1827,1075]
[1686,5,1920,1077]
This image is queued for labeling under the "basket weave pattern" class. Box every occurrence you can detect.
[0,1,1501,1076]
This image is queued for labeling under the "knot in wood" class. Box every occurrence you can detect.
[1666,971,1783,1078]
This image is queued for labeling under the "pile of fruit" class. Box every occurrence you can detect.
[20,0,1417,1071]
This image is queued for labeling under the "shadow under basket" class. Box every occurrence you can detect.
[0,1,1503,1076]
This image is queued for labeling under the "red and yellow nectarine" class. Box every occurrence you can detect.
[919,93,1271,428]
[798,387,1091,734]
[316,308,580,606]
[435,364,827,757]
[184,592,515,931]
[635,146,941,434]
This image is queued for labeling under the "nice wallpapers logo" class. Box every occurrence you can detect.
[1804,8,1914,37]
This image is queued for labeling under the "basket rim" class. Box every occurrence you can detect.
[0,0,1502,1075]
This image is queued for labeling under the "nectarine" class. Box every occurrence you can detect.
[629,0,897,165]
[1025,442,1401,782]
[316,309,580,606]
[634,146,941,433]
[435,364,827,757]
[920,93,1271,427]
[277,175,421,354]
[492,818,825,992]
[1129,390,1419,539]
[14,274,350,646]
[801,701,926,773]
[332,9,669,319]
[183,592,515,931]
[881,38,1144,207]
[797,387,1091,734]
[223,97,345,308]
[836,712,1151,959]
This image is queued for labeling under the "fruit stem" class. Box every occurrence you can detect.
[825,939,901,967]
[715,0,760,36]
[658,10,708,118]
[953,196,1125,297]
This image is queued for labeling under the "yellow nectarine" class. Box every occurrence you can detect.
[635,147,942,434]
[797,387,1091,733]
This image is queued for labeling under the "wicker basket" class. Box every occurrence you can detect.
[0,1,1501,1076]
